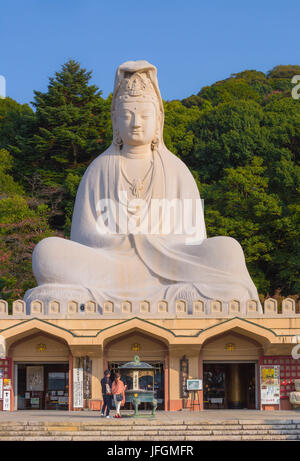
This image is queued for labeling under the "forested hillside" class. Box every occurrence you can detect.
[0,61,299,304]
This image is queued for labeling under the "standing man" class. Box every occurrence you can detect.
[100,370,113,418]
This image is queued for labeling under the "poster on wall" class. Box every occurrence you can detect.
[3,390,10,411]
[260,365,280,405]
[73,368,83,408]
[3,378,11,389]
[26,366,44,391]
[0,378,3,399]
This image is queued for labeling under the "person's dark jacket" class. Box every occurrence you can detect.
[101,377,113,396]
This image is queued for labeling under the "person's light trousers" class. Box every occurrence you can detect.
[113,395,122,414]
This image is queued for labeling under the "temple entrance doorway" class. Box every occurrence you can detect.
[104,331,168,410]
[16,362,69,410]
[9,331,71,411]
[108,361,165,410]
[203,362,257,409]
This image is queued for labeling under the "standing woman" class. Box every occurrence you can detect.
[111,372,127,418]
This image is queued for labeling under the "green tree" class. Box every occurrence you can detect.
[163,100,202,158]
[11,60,112,229]
[0,98,33,150]
[0,150,53,304]
[201,157,292,294]
[190,100,265,181]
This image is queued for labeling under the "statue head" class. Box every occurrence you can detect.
[111,60,164,150]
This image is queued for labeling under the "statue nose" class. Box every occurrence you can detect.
[132,114,142,128]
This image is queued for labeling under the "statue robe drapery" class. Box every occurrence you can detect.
[25,60,261,312]
[68,143,260,306]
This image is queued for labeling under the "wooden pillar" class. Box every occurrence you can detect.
[103,349,108,372]
[168,349,183,411]
[164,351,169,411]
[90,356,103,410]
[198,349,204,410]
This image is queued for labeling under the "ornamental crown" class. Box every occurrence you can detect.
[116,71,158,104]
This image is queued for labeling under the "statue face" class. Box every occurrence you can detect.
[116,101,156,146]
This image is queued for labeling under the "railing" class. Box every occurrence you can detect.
[0,297,298,317]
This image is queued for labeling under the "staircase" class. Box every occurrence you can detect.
[0,418,300,440]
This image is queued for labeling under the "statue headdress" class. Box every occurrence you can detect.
[111,60,164,148]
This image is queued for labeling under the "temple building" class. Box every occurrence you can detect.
[1,61,298,413]
[0,296,299,412]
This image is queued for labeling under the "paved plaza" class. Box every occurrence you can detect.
[1,409,300,423]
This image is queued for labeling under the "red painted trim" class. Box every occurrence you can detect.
[255,359,261,410]
[260,355,298,402]
[262,405,279,411]
[2,357,15,411]
[89,400,102,411]
[169,400,183,411]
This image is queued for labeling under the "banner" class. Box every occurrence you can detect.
[73,368,83,408]
[3,390,10,411]
[26,366,44,391]
[260,365,280,405]
[0,378,3,399]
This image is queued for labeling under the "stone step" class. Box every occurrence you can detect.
[0,434,298,441]
[0,425,300,434]
[1,420,300,426]
[0,419,299,441]
[0,428,300,438]
[1,425,299,431]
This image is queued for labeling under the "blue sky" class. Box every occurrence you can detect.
[1,0,299,105]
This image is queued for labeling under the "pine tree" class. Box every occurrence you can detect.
[12,60,112,229]
[13,59,111,181]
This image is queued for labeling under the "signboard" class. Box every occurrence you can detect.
[3,378,11,389]
[0,378,3,399]
[187,379,203,391]
[3,390,10,411]
[133,371,139,390]
[260,365,280,405]
[73,368,83,408]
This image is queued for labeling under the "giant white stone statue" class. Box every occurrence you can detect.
[24,60,261,313]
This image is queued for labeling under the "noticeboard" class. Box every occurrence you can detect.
[260,365,280,405]
[187,379,203,391]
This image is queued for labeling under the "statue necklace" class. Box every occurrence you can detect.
[120,153,154,199]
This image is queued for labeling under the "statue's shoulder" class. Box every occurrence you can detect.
[84,146,116,175]
[161,148,194,179]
